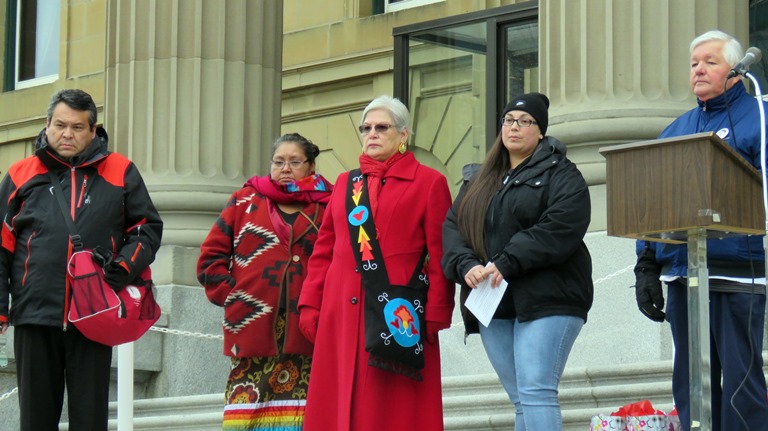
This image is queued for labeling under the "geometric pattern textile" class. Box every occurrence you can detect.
[233,222,279,268]
[223,290,274,335]
[223,313,310,430]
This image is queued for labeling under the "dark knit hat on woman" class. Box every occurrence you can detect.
[501,92,550,136]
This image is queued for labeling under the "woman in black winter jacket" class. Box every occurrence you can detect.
[441,92,593,431]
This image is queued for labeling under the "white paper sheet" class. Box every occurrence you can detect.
[464,263,508,327]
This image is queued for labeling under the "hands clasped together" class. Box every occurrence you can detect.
[464,263,504,289]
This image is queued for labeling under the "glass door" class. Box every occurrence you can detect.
[393,2,539,192]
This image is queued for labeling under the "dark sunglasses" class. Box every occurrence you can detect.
[358,123,395,135]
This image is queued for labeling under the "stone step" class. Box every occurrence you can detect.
[63,358,768,430]
[60,395,224,431]
[121,393,223,417]
[444,404,677,431]
[441,365,674,430]
[440,359,674,398]
[442,381,673,419]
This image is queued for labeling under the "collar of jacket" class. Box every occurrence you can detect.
[697,80,746,112]
[380,151,420,181]
[504,137,565,185]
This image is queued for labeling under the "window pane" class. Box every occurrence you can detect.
[407,22,487,179]
[16,0,59,83]
[35,0,59,77]
[504,22,539,102]
[16,0,37,81]
[395,6,539,194]
[386,0,442,13]
[750,1,768,95]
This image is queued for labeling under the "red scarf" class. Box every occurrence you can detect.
[246,174,333,204]
[358,152,406,216]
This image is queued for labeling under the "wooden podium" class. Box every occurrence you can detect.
[599,132,765,431]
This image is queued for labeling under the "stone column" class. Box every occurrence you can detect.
[102,0,284,396]
[540,0,748,184]
[104,0,284,248]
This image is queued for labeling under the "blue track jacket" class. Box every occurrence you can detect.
[636,81,767,279]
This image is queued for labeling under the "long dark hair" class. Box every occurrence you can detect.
[456,132,509,262]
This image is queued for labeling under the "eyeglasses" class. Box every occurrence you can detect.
[501,117,537,128]
[271,160,308,170]
[358,123,395,135]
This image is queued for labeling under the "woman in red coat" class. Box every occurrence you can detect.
[197,133,333,430]
[298,96,455,430]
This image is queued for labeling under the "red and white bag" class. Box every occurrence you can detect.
[66,250,160,346]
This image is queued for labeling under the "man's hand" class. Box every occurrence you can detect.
[103,260,133,291]
[634,248,665,322]
[92,247,134,291]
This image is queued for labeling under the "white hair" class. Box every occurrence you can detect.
[690,30,743,67]
[361,95,411,133]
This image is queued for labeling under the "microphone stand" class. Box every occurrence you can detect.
[727,70,767,431]
[743,71,768,283]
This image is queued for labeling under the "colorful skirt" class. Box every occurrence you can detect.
[223,313,312,431]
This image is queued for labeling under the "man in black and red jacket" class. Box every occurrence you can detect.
[0,89,163,430]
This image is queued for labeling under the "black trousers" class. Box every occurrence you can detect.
[14,324,112,431]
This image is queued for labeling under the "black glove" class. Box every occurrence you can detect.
[103,260,133,291]
[634,247,665,322]
[92,246,133,291]
[91,246,113,267]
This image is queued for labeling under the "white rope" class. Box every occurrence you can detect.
[595,264,634,285]
[0,386,17,402]
[148,326,223,340]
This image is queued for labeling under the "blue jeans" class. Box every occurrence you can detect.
[479,315,584,431]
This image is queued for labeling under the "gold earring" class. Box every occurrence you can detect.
[398,142,407,154]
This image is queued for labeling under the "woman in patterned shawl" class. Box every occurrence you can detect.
[197,132,332,430]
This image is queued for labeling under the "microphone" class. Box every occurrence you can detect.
[727,47,762,78]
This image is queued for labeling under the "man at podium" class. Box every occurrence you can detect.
[633,30,768,430]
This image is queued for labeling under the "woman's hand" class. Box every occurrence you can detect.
[464,264,486,288]
[424,320,447,345]
[484,262,504,288]
[299,307,320,343]
[464,263,504,288]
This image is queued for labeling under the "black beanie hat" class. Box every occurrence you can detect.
[501,92,550,136]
